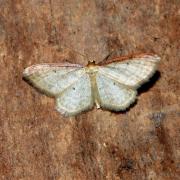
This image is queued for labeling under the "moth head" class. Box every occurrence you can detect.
[87,60,96,67]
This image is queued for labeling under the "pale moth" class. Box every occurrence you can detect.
[23,54,160,116]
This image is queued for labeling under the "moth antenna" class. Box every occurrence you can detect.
[60,44,93,63]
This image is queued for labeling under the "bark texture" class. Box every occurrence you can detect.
[0,0,179,179]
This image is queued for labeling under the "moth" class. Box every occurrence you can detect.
[23,54,160,116]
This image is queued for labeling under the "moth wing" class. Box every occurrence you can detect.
[95,72,137,111]
[98,54,160,88]
[56,73,93,116]
[23,63,84,97]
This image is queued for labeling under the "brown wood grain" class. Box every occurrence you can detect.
[0,0,179,179]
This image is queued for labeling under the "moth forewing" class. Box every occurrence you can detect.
[23,63,85,97]
[98,54,160,89]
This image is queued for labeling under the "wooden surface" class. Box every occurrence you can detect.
[0,1,179,179]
